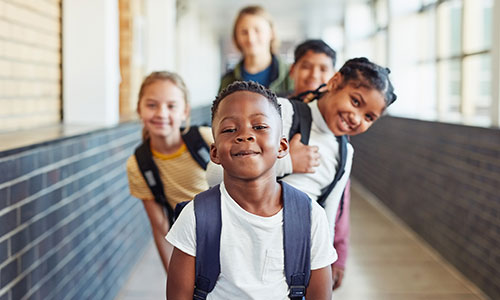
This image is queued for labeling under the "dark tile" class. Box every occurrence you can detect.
[28,174,45,196]
[11,275,28,300]
[0,187,8,209]
[19,154,36,174]
[10,180,29,205]
[0,258,18,288]
[36,148,53,169]
[0,159,19,185]
[0,240,7,263]
[0,209,17,236]
[10,228,30,254]
[27,217,48,242]
[51,146,64,162]
[46,169,60,186]
[20,246,37,272]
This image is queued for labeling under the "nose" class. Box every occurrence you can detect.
[235,129,255,143]
[247,31,256,43]
[156,104,169,117]
[348,112,361,127]
[311,67,321,80]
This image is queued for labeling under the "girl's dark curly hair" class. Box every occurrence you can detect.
[211,81,281,122]
[337,57,397,106]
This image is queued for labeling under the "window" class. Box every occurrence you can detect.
[369,0,497,127]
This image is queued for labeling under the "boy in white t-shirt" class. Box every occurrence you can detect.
[166,81,336,300]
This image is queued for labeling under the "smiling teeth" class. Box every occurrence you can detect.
[341,118,349,130]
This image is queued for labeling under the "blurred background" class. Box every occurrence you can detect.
[0,0,498,299]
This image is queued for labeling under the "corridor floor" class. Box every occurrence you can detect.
[115,181,487,300]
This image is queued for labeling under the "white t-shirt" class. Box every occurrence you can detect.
[205,98,353,240]
[166,182,337,300]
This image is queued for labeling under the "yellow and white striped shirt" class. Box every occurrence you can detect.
[126,126,213,209]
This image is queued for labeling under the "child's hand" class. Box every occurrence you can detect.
[290,134,320,173]
[332,265,345,290]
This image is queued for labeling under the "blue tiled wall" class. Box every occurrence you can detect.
[0,122,151,300]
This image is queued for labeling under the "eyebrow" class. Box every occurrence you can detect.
[219,113,269,123]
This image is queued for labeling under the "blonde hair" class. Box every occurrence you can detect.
[137,71,190,141]
[232,5,280,54]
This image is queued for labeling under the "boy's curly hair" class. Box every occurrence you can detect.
[211,81,282,122]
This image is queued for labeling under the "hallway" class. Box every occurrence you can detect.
[115,181,487,300]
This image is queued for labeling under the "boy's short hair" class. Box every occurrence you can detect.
[211,81,282,122]
[294,39,336,68]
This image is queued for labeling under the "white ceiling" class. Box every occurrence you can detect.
[192,0,346,42]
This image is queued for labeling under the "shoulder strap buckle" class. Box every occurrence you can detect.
[193,287,208,300]
[289,285,306,298]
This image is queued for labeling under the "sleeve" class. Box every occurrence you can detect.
[310,201,337,270]
[126,155,155,201]
[166,200,197,256]
[333,181,351,268]
[206,161,224,188]
[274,97,294,177]
[322,143,353,241]
[198,126,214,145]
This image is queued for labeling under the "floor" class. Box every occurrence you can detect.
[115,181,487,300]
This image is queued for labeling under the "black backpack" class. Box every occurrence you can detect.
[134,126,210,225]
[183,182,312,300]
[287,98,349,218]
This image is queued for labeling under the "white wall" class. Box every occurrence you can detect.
[176,2,221,107]
[63,0,120,126]
[145,0,177,72]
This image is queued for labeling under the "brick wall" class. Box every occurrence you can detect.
[350,116,500,299]
[0,0,62,133]
[0,122,151,300]
[118,0,145,120]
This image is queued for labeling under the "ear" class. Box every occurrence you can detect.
[210,143,221,165]
[277,137,289,159]
[182,104,191,121]
[289,63,296,77]
[326,72,342,91]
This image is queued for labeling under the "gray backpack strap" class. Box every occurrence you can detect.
[192,185,222,300]
[282,181,312,299]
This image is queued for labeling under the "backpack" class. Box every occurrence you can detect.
[184,182,311,300]
[134,126,210,225]
[287,98,348,218]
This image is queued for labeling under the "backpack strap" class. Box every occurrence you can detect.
[317,135,348,209]
[281,181,311,299]
[134,140,175,225]
[192,185,222,300]
[182,126,211,170]
[291,83,326,103]
[289,100,312,145]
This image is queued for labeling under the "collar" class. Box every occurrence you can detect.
[309,100,334,136]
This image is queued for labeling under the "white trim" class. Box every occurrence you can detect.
[491,0,500,127]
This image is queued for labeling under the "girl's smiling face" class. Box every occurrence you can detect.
[318,73,386,136]
[138,80,188,139]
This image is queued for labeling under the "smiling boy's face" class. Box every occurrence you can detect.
[211,91,288,181]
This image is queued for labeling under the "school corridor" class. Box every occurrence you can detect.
[1,0,499,299]
[115,180,487,300]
